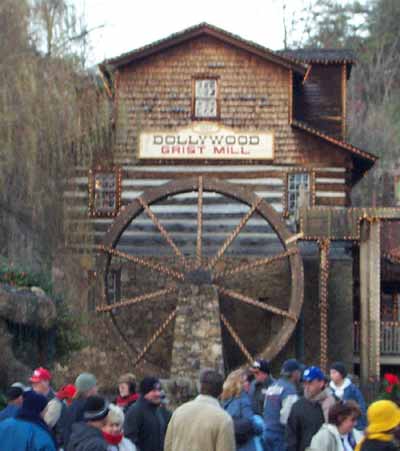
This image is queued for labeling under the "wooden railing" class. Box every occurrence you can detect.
[354,321,400,355]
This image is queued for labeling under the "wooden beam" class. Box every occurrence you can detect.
[359,220,381,385]
[318,239,330,373]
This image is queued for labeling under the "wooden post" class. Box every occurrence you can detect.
[360,220,381,385]
[318,239,330,373]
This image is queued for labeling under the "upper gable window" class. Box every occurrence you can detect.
[193,78,219,119]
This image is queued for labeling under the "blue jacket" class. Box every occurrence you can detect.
[329,379,367,430]
[264,377,298,436]
[0,404,19,421]
[0,417,56,451]
[223,391,264,451]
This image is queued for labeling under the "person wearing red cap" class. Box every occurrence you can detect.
[57,384,77,407]
[30,367,63,444]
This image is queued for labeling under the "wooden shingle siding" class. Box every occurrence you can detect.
[113,36,348,168]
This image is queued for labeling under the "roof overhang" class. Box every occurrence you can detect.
[291,120,377,184]
[99,23,308,76]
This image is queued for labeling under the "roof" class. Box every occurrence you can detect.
[291,120,377,182]
[278,48,356,65]
[100,23,308,75]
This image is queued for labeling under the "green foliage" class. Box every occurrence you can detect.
[0,256,52,293]
[378,373,400,404]
[53,297,87,362]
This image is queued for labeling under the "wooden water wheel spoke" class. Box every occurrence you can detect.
[220,313,253,363]
[214,248,299,279]
[196,176,203,268]
[216,286,297,321]
[99,245,185,281]
[96,286,177,313]
[207,197,262,269]
[137,196,188,267]
[132,309,177,367]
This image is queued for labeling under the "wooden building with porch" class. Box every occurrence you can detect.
[65,23,399,384]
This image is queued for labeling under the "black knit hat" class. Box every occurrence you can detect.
[140,377,161,395]
[20,390,48,416]
[330,362,347,379]
[83,396,109,421]
[6,386,24,402]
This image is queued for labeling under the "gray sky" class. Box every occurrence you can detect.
[74,0,295,65]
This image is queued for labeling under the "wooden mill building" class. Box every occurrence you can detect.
[66,23,399,383]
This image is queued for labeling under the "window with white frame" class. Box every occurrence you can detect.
[287,172,310,214]
[193,78,218,119]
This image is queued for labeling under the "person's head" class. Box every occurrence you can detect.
[243,371,255,393]
[199,368,224,399]
[102,403,124,436]
[140,377,161,405]
[83,395,109,429]
[328,401,361,435]
[220,369,245,401]
[330,362,347,385]
[250,359,271,383]
[302,366,326,399]
[56,384,77,406]
[75,373,98,399]
[281,359,301,383]
[6,385,24,406]
[30,367,51,395]
[20,389,48,420]
[366,400,400,436]
[118,373,136,398]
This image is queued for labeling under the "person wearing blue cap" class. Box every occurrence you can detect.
[286,366,336,451]
[263,359,302,451]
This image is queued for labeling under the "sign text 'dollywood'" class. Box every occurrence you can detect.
[139,123,274,160]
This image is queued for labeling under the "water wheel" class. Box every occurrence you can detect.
[96,177,303,376]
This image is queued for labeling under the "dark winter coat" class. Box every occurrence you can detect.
[329,378,367,430]
[359,440,398,451]
[124,396,167,451]
[62,398,87,446]
[66,422,108,451]
[286,397,325,451]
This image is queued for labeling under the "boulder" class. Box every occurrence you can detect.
[0,284,57,329]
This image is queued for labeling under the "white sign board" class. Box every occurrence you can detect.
[139,123,274,160]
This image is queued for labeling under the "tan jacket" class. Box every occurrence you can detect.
[164,395,236,451]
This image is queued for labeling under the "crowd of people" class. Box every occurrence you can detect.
[0,359,399,451]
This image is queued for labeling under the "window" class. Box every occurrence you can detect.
[287,172,310,215]
[89,167,121,217]
[193,78,218,119]
[107,268,121,306]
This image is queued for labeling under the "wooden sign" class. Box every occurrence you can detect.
[138,122,274,160]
